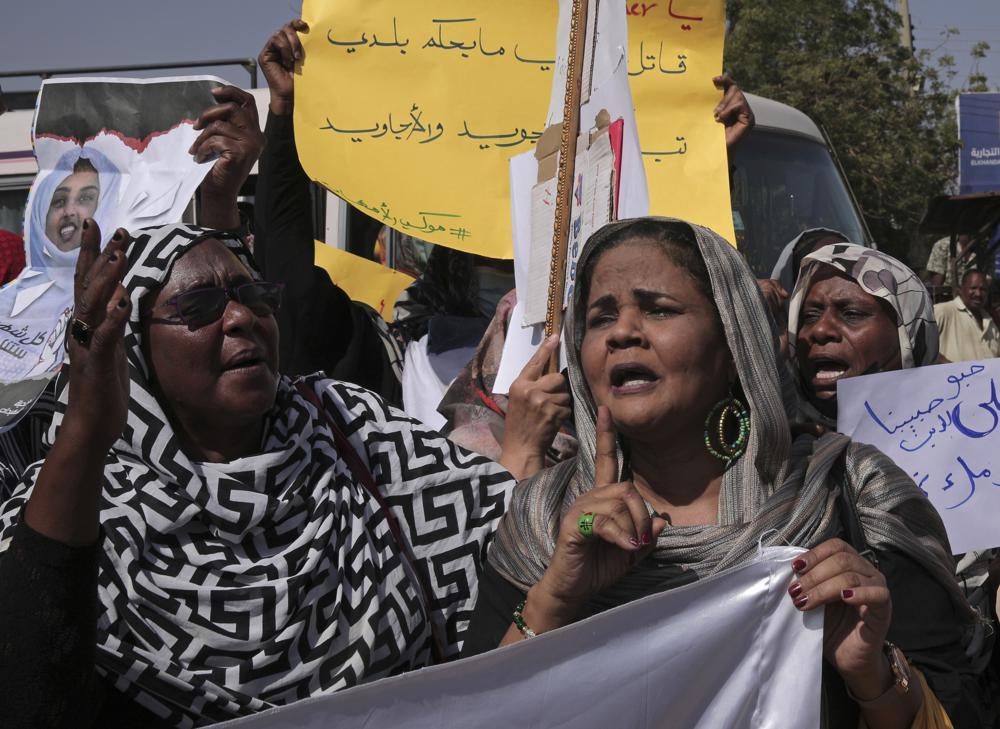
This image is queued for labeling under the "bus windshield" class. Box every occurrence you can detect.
[729,130,868,277]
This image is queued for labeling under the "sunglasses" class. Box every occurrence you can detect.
[147,281,284,329]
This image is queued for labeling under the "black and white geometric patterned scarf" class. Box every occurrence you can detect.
[0,224,515,727]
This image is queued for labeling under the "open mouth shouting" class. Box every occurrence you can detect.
[609,362,660,396]
[806,356,851,394]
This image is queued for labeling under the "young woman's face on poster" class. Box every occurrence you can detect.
[44,167,100,251]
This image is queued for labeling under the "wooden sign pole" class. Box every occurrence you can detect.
[544,0,590,372]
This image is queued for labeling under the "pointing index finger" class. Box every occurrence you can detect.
[594,405,619,487]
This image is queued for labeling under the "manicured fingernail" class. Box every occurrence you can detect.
[641,532,650,545]
[792,559,807,573]
[841,589,854,599]
[117,297,128,309]
[793,595,808,608]
[111,230,123,242]
[788,582,802,598]
[628,537,639,547]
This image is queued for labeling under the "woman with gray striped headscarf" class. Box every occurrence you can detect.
[464,218,981,727]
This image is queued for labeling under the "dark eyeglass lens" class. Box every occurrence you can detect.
[238,283,282,315]
[174,283,282,326]
[176,290,227,326]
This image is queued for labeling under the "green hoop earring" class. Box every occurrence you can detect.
[704,394,751,464]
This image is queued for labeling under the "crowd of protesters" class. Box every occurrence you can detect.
[0,17,998,729]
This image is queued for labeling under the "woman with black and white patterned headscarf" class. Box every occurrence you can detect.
[0,220,515,727]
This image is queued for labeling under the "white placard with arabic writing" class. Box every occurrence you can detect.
[838,359,1000,554]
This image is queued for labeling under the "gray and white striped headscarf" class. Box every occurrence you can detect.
[490,217,970,622]
[0,224,513,726]
[786,243,938,429]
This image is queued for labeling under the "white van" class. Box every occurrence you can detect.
[0,89,871,277]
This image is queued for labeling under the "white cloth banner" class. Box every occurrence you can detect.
[839,358,1000,554]
[216,547,822,729]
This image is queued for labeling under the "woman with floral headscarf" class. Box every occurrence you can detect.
[787,243,940,431]
[465,218,980,727]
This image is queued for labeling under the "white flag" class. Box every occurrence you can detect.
[217,547,823,729]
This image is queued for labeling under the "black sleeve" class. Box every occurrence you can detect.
[880,549,989,729]
[253,111,403,406]
[0,520,102,727]
[255,110,345,377]
[254,111,312,284]
[461,562,527,658]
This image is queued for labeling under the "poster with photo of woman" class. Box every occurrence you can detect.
[0,76,224,429]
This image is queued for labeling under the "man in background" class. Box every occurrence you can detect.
[934,269,1000,362]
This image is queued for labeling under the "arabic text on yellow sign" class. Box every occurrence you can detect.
[297,1,733,259]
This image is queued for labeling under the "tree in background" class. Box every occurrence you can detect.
[724,0,969,263]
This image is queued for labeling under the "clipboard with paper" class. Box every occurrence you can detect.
[495,0,648,393]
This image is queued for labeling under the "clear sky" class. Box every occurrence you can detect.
[1,1,996,94]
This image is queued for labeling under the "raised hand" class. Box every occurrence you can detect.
[529,407,667,624]
[500,334,572,480]
[66,220,132,451]
[789,539,895,697]
[714,74,755,148]
[24,219,132,546]
[189,85,264,225]
[259,19,309,116]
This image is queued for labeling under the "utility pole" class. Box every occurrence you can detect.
[898,0,914,54]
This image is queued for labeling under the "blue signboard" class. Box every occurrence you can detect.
[959,93,1000,194]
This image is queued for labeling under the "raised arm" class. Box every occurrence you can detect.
[23,221,131,544]
[254,19,313,282]
[0,219,131,727]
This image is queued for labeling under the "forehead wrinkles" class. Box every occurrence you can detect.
[805,269,875,306]
[587,243,677,299]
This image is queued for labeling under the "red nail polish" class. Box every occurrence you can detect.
[628,537,639,547]
[641,533,650,545]
[793,595,808,608]
[841,589,854,599]
[792,559,807,573]
[788,583,802,598]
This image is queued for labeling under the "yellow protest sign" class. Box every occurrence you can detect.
[297,1,557,259]
[297,1,733,259]
[626,1,734,243]
[313,242,414,321]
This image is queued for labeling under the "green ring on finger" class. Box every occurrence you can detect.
[578,511,596,538]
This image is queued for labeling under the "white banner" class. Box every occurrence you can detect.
[839,358,1000,554]
[216,547,822,729]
